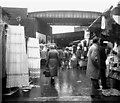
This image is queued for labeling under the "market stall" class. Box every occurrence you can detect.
[106,45,120,90]
[108,65,120,81]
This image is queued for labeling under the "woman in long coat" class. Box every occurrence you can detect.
[47,45,60,84]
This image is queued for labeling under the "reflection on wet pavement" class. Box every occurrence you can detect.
[3,67,92,102]
[55,68,91,97]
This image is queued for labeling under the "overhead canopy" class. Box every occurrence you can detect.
[88,15,101,31]
[88,4,120,31]
[111,5,120,25]
[69,40,81,46]
[88,6,113,31]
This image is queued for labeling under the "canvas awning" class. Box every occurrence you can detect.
[111,4,120,25]
[88,3,120,31]
[88,6,113,31]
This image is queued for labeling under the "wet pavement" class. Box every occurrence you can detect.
[2,66,120,103]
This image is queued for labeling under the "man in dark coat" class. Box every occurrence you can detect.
[99,38,108,89]
[86,36,101,98]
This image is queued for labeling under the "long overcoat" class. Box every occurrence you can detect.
[47,49,60,77]
[86,43,101,79]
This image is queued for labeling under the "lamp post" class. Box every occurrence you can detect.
[16,16,21,26]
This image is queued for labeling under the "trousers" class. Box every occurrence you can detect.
[91,79,100,95]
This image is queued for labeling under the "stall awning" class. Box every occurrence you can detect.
[88,6,113,31]
[88,16,101,31]
[111,5,120,25]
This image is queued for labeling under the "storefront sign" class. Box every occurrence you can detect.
[101,16,106,29]
[84,30,90,39]
[36,32,46,43]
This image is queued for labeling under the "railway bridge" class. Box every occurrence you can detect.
[28,10,101,47]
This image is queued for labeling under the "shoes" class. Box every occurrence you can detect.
[51,78,55,85]
[91,95,101,99]
[102,87,110,89]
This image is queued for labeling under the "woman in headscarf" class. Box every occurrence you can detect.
[46,45,60,85]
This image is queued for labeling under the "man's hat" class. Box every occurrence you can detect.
[92,36,99,43]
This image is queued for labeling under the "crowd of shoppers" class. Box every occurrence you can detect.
[40,35,120,98]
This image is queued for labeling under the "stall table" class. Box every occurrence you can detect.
[108,67,120,80]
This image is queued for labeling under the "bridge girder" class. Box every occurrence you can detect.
[28,11,101,26]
